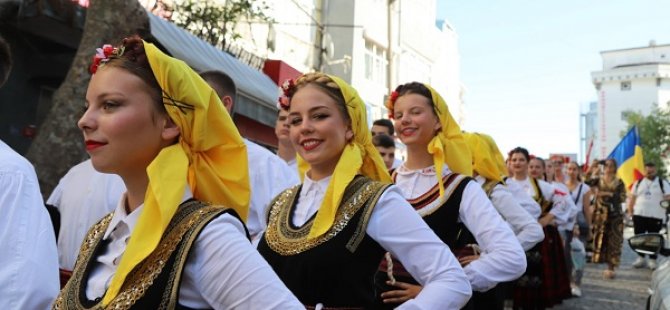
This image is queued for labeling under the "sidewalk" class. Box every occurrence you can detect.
[554,227,659,310]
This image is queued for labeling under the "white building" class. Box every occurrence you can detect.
[591,42,670,158]
[234,0,465,124]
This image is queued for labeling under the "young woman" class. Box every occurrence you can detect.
[507,148,572,309]
[377,82,526,309]
[53,36,303,309]
[257,73,472,309]
[565,161,592,295]
[585,158,626,279]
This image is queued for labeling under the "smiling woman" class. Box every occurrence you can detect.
[257,73,473,309]
[53,35,303,309]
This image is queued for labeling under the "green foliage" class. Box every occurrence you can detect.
[622,107,670,177]
[171,0,271,50]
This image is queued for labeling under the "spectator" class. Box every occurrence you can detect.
[372,133,395,170]
[371,118,394,136]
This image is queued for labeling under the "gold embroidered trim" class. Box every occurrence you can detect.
[346,183,389,253]
[482,180,499,198]
[53,201,227,310]
[264,177,389,255]
[416,174,468,217]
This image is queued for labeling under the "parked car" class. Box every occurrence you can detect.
[629,202,670,310]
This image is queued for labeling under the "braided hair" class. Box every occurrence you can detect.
[285,72,350,124]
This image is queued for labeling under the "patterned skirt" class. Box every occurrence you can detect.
[591,203,624,267]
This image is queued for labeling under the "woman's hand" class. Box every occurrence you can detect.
[381,281,422,304]
[539,214,555,227]
[458,254,480,267]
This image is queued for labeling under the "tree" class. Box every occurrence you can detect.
[622,107,670,177]
[171,0,271,51]
[26,0,150,196]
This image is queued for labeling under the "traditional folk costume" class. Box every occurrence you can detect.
[505,176,572,309]
[258,75,472,309]
[375,86,526,310]
[585,175,626,267]
[53,42,302,309]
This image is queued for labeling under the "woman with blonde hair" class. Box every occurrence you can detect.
[257,73,472,309]
[53,36,302,309]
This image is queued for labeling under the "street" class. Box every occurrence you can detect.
[555,227,658,310]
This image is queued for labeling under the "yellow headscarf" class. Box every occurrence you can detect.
[102,41,250,305]
[424,84,472,196]
[464,132,503,182]
[294,74,391,239]
[478,133,508,178]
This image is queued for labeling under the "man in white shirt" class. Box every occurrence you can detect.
[628,162,670,269]
[274,108,299,177]
[46,159,125,280]
[201,71,300,240]
[371,118,403,169]
[0,35,59,310]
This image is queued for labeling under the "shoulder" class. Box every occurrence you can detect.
[0,142,37,179]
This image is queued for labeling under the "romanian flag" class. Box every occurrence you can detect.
[607,126,645,189]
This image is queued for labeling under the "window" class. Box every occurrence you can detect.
[620,81,631,91]
[364,41,387,85]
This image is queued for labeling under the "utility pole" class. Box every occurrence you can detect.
[386,0,395,93]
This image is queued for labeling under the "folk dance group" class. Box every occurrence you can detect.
[1,35,620,310]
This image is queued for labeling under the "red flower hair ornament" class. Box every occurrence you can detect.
[277,78,295,110]
[386,90,399,119]
[89,44,125,74]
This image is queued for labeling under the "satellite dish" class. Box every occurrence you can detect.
[321,32,334,59]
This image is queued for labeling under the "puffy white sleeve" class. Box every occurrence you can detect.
[179,213,304,309]
[542,182,572,224]
[458,182,527,291]
[490,185,544,251]
[366,186,472,309]
[0,165,59,310]
[506,181,541,219]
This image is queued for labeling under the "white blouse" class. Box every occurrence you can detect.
[505,177,573,225]
[86,188,303,309]
[394,165,526,292]
[505,180,542,219]
[293,174,472,309]
[554,181,580,231]
[475,176,544,251]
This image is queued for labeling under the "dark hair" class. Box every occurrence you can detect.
[100,35,164,115]
[605,158,618,170]
[372,118,394,136]
[372,134,395,148]
[0,34,12,87]
[567,161,582,181]
[645,162,656,167]
[200,70,237,102]
[508,147,530,161]
[389,82,437,117]
[286,72,350,125]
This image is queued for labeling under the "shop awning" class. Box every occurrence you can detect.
[147,13,279,126]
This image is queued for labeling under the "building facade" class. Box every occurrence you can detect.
[591,42,670,158]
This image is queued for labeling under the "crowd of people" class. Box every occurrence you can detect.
[1,34,668,310]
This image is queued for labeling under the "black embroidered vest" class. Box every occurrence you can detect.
[52,200,240,310]
[374,173,472,308]
[258,175,391,309]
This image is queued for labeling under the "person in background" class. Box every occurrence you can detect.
[371,118,395,137]
[0,33,59,310]
[628,162,670,270]
[564,161,592,297]
[201,70,299,240]
[54,36,302,308]
[570,226,587,297]
[46,158,125,287]
[551,156,567,183]
[372,133,396,170]
[585,158,626,279]
[274,107,298,174]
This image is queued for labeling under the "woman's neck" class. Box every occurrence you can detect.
[404,144,434,170]
[512,171,528,181]
[277,140,296,163]
[120,172,149,213]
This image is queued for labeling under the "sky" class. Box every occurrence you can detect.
[436,0,670,160]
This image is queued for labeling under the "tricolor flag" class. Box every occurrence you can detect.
[607,126,645,189]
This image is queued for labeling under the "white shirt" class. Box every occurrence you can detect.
[553,181,579,231]
[506,177,572,224]
[631,177,670,220]
[86,188,303,309]
[567,182,591,226]
[46,159,125,271]
[0,140,59,310]
[245,139,300,240]
[294,174,472,309]
[286,158,299,178]
[475,176,544,251]
[394,165,526,292]
[505,180,542,219]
